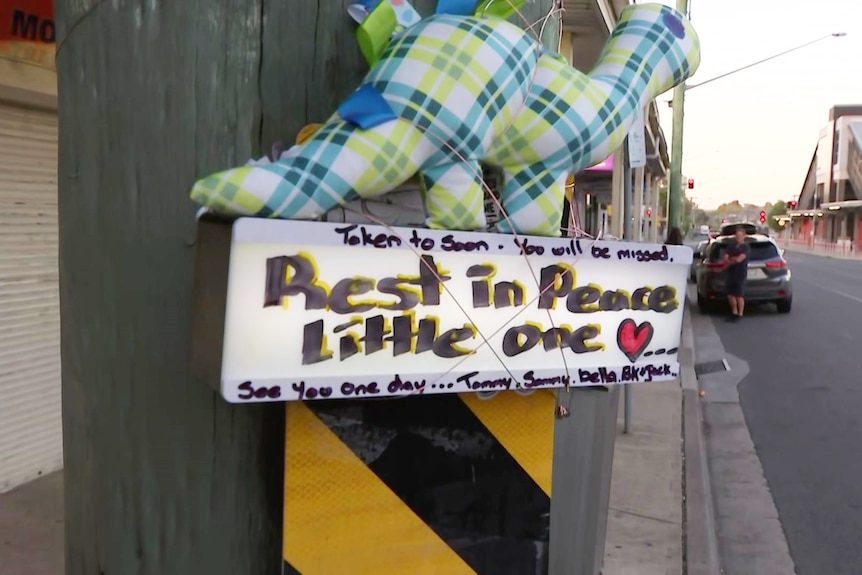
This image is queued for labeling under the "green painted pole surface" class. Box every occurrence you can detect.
[53,1,436,573]
[667,0,689,235]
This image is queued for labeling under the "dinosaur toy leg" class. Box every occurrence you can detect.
[420,160,486,230]
[494,165,568,236]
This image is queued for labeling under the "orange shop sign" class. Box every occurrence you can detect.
[0,0,55,69]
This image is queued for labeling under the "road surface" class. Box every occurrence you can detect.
[709,250,862,575]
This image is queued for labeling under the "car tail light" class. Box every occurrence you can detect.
[765,259,787,269]
[705,262,724,270]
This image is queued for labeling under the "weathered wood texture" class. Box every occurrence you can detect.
[56,0,279,572]
[54,0,557,574]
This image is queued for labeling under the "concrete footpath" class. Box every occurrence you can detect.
[1,313,709,575]
[603,380,683,575]
[603,306,718,575]
[0,471,64,575]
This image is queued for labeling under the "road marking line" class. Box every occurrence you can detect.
[792,259,862,282]
[797,278,862,305]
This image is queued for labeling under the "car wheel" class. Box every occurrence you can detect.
[776,298,792,314]
[697,294,712,315]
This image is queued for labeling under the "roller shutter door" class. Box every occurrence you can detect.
[0,102,61,492]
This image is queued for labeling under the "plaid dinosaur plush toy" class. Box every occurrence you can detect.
[190,2,700,237]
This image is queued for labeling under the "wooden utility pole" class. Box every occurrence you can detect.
[55,1,559,574]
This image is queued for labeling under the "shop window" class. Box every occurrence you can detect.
[833,130,841,165]
[847,179,858,201]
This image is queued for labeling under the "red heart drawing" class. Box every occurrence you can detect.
[617,319,654,363]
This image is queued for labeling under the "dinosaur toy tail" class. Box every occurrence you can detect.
[191,118,434,221]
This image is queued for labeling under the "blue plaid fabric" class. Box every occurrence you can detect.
[190,3,701,237]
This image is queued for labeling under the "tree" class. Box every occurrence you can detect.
[55,1,564,574]
[767,200,787,232]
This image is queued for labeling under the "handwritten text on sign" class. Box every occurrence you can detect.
[218,219,692,403]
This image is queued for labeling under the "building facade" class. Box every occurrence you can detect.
[789,105,862,250]
[0,2,62,492]
[560,0,670,241]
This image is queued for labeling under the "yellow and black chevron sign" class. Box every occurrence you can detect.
[282,389,556,575]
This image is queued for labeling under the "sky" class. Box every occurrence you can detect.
[651,0,862,209]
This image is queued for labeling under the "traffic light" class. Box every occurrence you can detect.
[788,200,797,209]
[646,208,652,217]
[687,178,694,189]
[759,210,767,224]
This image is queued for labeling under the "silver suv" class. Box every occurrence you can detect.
[696,232,792,314]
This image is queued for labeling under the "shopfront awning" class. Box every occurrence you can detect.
[645,114,670,176]
[563,0,610,71]
[820,200,862,211]
[788,209,824,217]
[563,0,669,177]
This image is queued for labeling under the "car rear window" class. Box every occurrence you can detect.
[720,223,757,236]
[708,241,779,262]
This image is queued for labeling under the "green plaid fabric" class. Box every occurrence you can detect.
[190,3,700,237]
[490,3,701,234]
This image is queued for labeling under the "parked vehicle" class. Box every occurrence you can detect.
[719,221,757,236]
[696,232,792,314]
[685,229,710,247]
[718,220,771,237]
[689,239,709,282]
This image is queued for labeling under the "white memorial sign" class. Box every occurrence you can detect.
[218,219,692,403]
[628,110,647,169]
